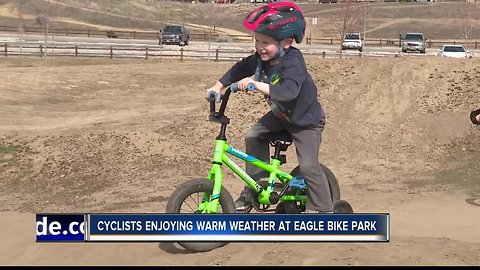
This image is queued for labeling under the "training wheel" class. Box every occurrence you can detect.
[333,200,354,213]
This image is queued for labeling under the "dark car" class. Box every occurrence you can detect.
[401,32,426,54]
[160,25,189,46]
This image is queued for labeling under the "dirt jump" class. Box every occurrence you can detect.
[0,56,479,265]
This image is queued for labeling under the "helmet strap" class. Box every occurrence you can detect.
[274,41,286,58]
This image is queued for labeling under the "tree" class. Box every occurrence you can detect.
[334,0,361,59]
[38,0,51,65]
[197,3,225,61]
[362,1,369,52]
[17,0,29,65]
[460,1,477,49]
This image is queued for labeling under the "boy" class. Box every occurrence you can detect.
[205,1,333,213]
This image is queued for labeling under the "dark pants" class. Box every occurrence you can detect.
[243,111,333,212]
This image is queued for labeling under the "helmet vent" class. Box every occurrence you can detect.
[248,6,270,24]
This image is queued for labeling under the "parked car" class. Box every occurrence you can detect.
[401,32,426,54]
[160,25,189,46]
[342,32,363,52]
[437,44,472,58]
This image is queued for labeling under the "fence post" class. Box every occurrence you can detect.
[75,45,78,57]
[87,29,90,37]
[133,31,136,39]
[40,44,43,57]
[110,46,113,58]
[476,41,478,49]
[215,48,219,61]
[145,47,148,60]
[330,38,333,45]
[3,43,7,57]
[379,38,382,45]
[453,40,456,45]
[180,47,184,62]
[322,51,326,58]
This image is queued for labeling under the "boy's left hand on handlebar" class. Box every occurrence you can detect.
[236,78,256,92]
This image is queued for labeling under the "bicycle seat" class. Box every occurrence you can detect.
[259,131,292,144]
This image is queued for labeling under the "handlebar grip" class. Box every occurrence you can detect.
[230,83,239,93]
[230,82,255,93]
[207,90,220,103]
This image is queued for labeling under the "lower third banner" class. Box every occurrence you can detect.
[86,213,389,242]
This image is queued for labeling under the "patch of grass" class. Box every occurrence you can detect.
[0,144,18,154]
[0,144,19,165]
[436,153,480,197]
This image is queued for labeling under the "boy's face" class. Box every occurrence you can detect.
[254,33,281,61]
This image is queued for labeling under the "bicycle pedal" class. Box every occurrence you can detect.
[289,176,307,191]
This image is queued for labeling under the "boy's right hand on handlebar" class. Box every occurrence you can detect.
[205,81,223,103]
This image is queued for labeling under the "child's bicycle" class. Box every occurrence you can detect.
[166,83,353,252]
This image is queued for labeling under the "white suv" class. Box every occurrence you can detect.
[342,32,363,52]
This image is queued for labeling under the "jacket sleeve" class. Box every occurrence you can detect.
[218,54,259,87]
[269,52,307,102]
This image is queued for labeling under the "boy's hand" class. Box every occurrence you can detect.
[205,81,224,103]
[236,77,256,92]
[471,108,480,125]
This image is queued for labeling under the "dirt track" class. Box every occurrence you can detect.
[0,56,479,265]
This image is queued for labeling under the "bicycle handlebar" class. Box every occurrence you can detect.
[208,82,256,124]
[230,82,255,93]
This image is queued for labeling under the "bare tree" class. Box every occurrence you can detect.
[459,2,475,49]
[197,3,225,61]
[17,0,29,65]
[39,0,51,65]
[334,0,361,59]
[362,1,369,52]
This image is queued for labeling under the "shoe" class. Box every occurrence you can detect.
[235,188,253,212]
[304,209,334,214]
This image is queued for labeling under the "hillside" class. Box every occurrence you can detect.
[0,0,479,39]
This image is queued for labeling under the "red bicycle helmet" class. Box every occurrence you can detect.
[243,1,306,43]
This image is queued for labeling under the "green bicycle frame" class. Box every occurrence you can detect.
[199,138,306,213]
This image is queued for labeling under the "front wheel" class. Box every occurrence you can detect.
[165,178,236,252]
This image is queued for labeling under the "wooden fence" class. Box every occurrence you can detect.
[2,43,414,61]
[305,36,480,49]
[1,43,257,61]
[2,25,479,48]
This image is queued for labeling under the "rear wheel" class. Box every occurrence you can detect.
[166,178,236,252]
[291,164,340,202]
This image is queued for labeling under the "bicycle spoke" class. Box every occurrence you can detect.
[181,196,197,213]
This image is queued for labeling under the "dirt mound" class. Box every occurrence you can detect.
[1,56,480,265]
[1,57,479,214]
